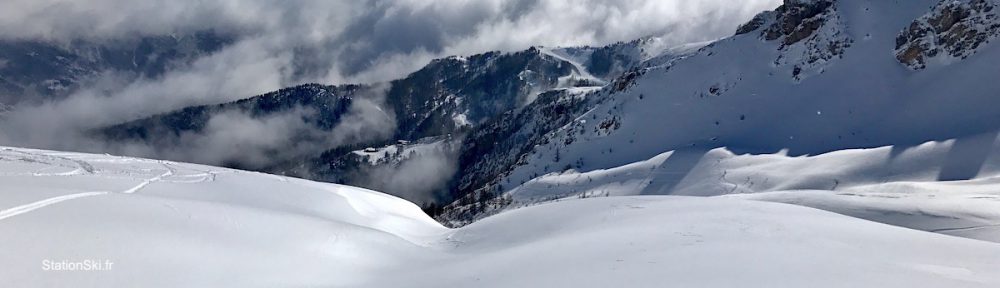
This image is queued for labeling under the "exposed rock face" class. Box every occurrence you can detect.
[737,0,849,81]
[735,14,768,36]
[896,0,1000,69]
[762,0,836,47]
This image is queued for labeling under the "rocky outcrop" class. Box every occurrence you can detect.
[735,14,768,36]
[762,0,836,47]
[737,0,850,81]
[896,0,1000,69]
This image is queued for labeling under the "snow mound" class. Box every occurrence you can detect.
[3,146,1000,287]
[0,146,445,287]
[501,134,1000,242]
[429,196,1000,288]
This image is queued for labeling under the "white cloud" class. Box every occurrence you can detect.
[0,0,780,167]
[0,0,779,83]
[356,147,461,204]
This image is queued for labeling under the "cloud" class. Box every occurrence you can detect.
[155,107,325,169]
[0,0,779,168]
[0,0,779,83]
[328,84,397,147]
[0,39,295,151]
[119,84,395,169]
[353,141,462,205]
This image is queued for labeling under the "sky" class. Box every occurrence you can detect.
[0,0,779,84]
[0,0,780,201]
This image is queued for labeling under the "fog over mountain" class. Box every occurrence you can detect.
[0,0,777,164]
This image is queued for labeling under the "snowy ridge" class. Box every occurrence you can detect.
[486,0,1000,212]
[3,146,1000,287]
[498,134,1000,242]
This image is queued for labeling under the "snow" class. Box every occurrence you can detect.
[4,146,1000,287]
[538,46,607,89]
[0,146,445,287]
[7,1,1000,286]
[502,134,1000,242]
[896,0,1000,69]
[502,0,1000,206]
[352,137,451,165]
[452,112,471,127]
[431,196,1000,288]
[639,39,714,69]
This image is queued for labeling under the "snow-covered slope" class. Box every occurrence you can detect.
[547,36,708,80]
[352,137,456,166]
[4,146,1000,287]
[0,146,446,287]
[494,132,1000,242]
[512,0,1000,180]
[447,0,1000,221]
[427,197,1000,288]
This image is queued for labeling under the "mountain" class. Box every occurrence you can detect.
[98,40,677,142]
[3,146,999,287]
[7,1,1000,285]
[95,39,685,204]
[0,32,232,106]
[439,0,1000,223]
[44,0,1000,227]
[98,83,364,169]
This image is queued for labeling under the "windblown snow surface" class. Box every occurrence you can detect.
[2,146,1000,287]
[506,134,1000,243]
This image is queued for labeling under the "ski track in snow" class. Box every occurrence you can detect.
[0,149,95,177]
[0,191,109,221]
[121,162,174,194]
[0,149,203,220]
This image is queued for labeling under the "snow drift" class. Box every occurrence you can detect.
[2,146,999,287]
